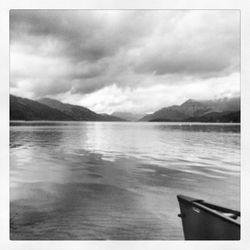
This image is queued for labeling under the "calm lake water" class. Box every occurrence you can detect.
[10,122,240,240]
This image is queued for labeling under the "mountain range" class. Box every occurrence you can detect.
[111,112,145,121]
[10,95,125,121]
[140,97,240,123]
[10,95,240,123]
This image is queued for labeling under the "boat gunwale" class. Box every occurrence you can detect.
[177,195,240,227]
[192,202,240,226]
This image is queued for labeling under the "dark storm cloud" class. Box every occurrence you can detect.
[30,78,73,97]
[10,10,112,61]
[10,10,240,99]
[68,61,107,80]
[70,79,106,95]
[10,10,154,62]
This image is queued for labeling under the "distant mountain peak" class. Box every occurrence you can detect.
[181,99,202,106]
[111,111,145,121]
[38,97,63,104]
[185,98,196,103]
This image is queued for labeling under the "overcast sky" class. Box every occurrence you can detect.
[10,10,240,114]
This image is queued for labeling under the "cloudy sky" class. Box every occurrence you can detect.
[10,10,240,114]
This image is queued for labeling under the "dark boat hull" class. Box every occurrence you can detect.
[177,195,240,240]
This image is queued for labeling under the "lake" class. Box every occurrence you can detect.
[10,122,240,240]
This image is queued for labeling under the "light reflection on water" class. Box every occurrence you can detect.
[10,122,240,240]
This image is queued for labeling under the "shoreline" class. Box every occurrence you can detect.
[10,120,241,124]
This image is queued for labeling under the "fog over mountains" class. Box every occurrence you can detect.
[10,95,240,123]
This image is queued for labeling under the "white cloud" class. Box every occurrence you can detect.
[52,72,239,114]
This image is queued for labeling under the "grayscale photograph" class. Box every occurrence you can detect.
[10,10,240,240]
